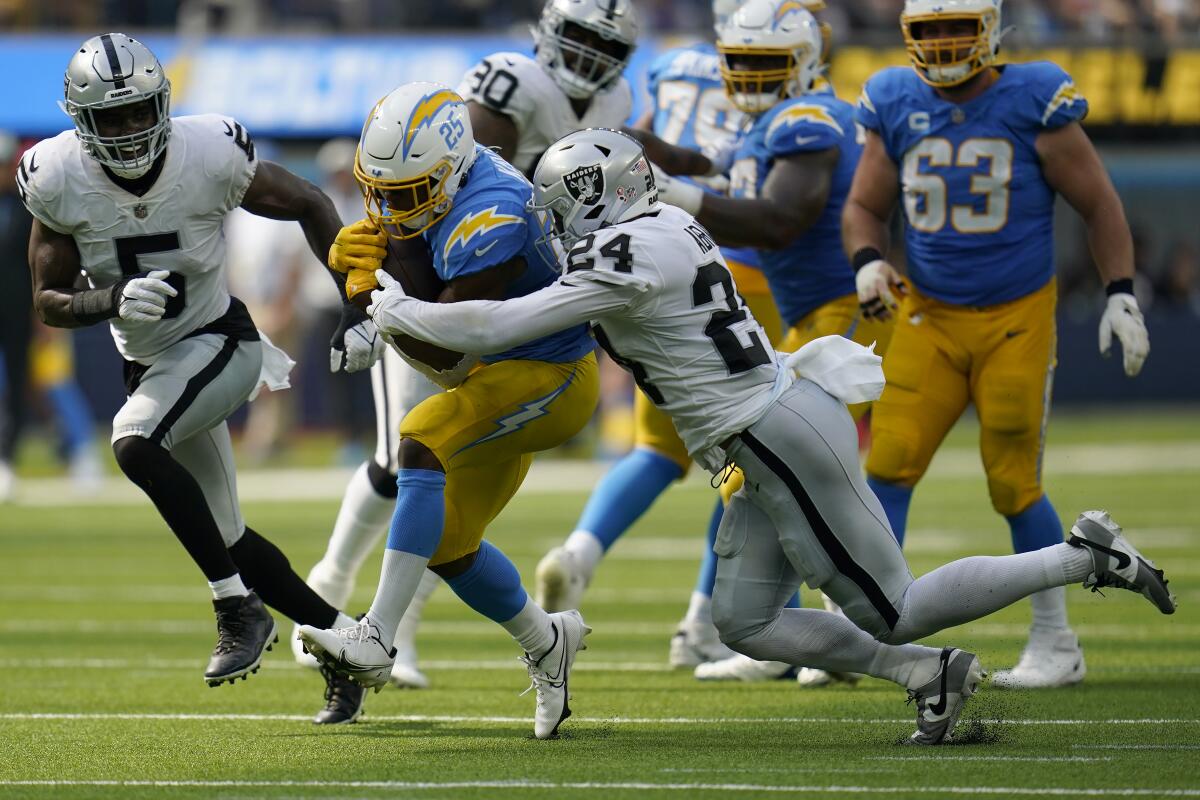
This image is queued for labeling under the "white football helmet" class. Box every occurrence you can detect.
[901,0,1004,87]
[61,33,171,179]
[712,0,744,32]
[529,128,657,253]
[534,0,639,100]
[354,82,478,239]
[717,0,824,114]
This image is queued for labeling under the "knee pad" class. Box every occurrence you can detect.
[367,459,399,499]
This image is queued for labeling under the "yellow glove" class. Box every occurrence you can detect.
[328,219,387,274]
[345,267,380,300]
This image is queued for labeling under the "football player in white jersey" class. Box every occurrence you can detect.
[20,33,368,722]
[364,127,1176,745]
[291,0,641,692]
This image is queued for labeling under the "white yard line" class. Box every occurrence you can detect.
[2,712,1197,726]
[1,780,1197,796]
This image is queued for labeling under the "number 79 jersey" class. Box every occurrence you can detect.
[562,205,781,471]
[857,62,1088,307]
[18,115,259,362]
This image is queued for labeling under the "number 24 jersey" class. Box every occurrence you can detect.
[857,62,1088,307]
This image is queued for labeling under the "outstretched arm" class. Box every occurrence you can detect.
[621,127,713,177]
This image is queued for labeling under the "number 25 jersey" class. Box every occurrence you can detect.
[18,115,258,362]
[857,62,1088,307]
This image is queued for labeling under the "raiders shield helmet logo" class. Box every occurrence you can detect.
[563,165,604,206]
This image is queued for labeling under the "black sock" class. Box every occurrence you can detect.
[229,528,339,627]
[113,436,238,582]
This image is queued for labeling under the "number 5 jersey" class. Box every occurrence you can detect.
[18,115,259,362]
[857,62,1088,307]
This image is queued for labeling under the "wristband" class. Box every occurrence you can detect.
[68,281,123,325]
[1105,278,1134,297]
[851,247,884,273]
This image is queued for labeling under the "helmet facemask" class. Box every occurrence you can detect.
[718,44,815,114]
[356,156,455,239]
[536,8,636,100]
[67,82,171,179]
[902,10,1000,87]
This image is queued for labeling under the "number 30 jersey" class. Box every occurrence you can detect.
[456,52,632,175]
[857,62,1088,307]
[18,115,258,362]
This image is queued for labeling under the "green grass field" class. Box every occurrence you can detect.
[1,410,1198,799]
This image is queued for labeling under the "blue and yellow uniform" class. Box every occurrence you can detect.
[730,90,894,416]
[637,43,783,471]
[857,62,1087,516]
[400,146,599,565]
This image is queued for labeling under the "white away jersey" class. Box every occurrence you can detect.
[562,206,781,470]
[19,114,259,362]
[456,52,633,174]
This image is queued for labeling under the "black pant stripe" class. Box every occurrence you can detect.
[149,336,240,446]
[378,354,395,468]
[740,431,900,630]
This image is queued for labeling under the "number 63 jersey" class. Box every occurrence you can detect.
[18,114,259,362]
[857,62,1088,307]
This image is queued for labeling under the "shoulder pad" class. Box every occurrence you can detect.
[765,98,845,155]
[440,201,528,272]
[457,52,546,120]
[16,134,72,233]
[856,67,917,132]
[1011,61,1088,129]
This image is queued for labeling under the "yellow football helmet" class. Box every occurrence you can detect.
[354,82,477,239]
[901,0,1004,88]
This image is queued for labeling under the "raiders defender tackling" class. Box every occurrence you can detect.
[364,128,1176,745]
[20,33,365,720]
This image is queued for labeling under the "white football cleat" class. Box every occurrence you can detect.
[1068,510,1175,614]
[535,547,588,612]
[668,620,735,668]
[907,647,984,745]
[694,653,795,682]
[0,460,15,503]
[389,656,430,690]
[293,562,353,670]
[521,609,590,739]
[297,618,396,690]
[992,628,1085,689]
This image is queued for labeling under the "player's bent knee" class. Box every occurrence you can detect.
[430,549,477,579]
[112,434,162,483]
[987,478,1042,518]
[398,436,444,472]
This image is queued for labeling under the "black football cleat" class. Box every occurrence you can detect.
[313,664,367,725]
[204,591,277,687]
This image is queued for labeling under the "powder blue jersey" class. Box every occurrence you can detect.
[729,92,861,326]
[425,146,593,364]
[857,62,1088,306]
[645,43,760,271]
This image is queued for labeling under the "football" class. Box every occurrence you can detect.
[352,239,463,372]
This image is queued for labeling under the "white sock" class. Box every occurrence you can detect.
[502,597,555,659]
[889,544,1090,644]
[563,530,604,583]
[1029,586,1070,633]
[366,549,431,645]
[393,569,439,660]
[684,592,712,626]
[209,574,249,600]
[310,463,396,608]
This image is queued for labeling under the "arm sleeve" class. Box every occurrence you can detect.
[1030,63,1089,129]
[765,102,845,157]
[376,273,646,355]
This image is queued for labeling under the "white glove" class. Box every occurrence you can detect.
[855,260,905,321]
[654,171,704,215]
[700,139,738,177]
[366,269,410,335]
[1099,291,1149,377]
[329,303,385,374]
[118,269,177,322]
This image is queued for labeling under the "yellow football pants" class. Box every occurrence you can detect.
[633,259,783,474]
[866,279,1058,517]
[401,353,599,565]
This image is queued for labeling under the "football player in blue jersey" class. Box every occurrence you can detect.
[628,0,895,683]
[531,0,792,676]
[299,83,600,739]
[842,0,1150,689]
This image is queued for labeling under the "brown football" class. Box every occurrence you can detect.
[353,238,463,372]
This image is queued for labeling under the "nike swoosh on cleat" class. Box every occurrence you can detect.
[927,649,952,716]
[1070,536,1132,569]
[474,241,499,257]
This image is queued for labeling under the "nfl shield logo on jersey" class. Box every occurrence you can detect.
[563,165,604,206]
[133,203,149,219]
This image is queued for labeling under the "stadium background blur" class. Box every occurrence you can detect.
[0,0,1197,490]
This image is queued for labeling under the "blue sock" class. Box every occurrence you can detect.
[1006,494,1064,553]
[694,497,724,597]
[867,477,913,546]
[576,448,683,552]
[46,381,95,455]
[445,540,527,623]
[385,469,446,557]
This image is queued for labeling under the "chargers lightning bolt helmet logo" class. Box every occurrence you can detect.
[403,89,463,160]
